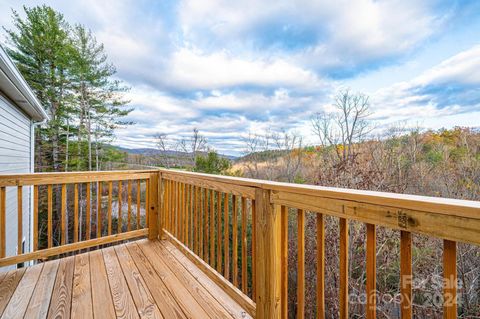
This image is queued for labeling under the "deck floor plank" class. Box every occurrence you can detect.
[0,268,25,316]
[102,246,139,319]
[114,244,163,319]
[71,253,93,319]
[149,240,234,318]
[25,259,59,319]
[160,240,252,319]
[0,239,251,319]
[136,241,211,319]
[2,263,43,319]
[126,242,187,319]
[47,256,74,319]
[90,250,116,319]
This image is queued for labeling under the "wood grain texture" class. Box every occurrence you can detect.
[400,231,412,319]
[254,189,281,319]
[71,253,93,319]
[2,263,43,318]
[61,184,66,244]
[224,192,230,281]
[25,260,59,319]
[126,242,186,319]
[97,182,103,238]
[102,247,139,319]
[443,240,457,319]
[48,256,74,319]
[316,213,325,319]
[297,209,305,319]
[0,268,26,314]
[366,223,376,319]
[241,197,247,293]
[48,184,53,247]
[232,195,238,287]
[150,240,232,318]
[339,217,348,319]
[34,185,39,250]
[160,240,252,319]
[115,244,163,318]
[86,183,91,240]
[280,205,288,319]
[17,186,22,253]
[74,184,78,243]
[89,250,115,318]
[138,240,209,318]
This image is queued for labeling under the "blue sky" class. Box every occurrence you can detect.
[1,0,480,155]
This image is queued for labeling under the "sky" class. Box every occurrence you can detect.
[1,0,480,156]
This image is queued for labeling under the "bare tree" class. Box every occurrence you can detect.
[312,89,372,162]
[155,133,172,168]
[179,128,208,167]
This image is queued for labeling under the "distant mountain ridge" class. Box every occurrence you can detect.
[114,146,238,160]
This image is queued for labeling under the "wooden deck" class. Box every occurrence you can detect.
[0,239,251,319]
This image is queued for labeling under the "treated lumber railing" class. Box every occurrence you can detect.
[158,169,480,319]
[0,168,479,318]
[0,170,158,267]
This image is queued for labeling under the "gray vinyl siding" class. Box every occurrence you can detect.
[0,93,32,267]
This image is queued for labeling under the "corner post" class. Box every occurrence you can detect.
[148,171,160,240]
[255,188,282,319]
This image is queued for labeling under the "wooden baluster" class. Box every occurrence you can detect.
[200,188,204,259]
[217,191,222,273]
[203,188,208,261]
[241,197,247,293]
[108,181,113,235]
[183,183,187,244]
[190,184,194,248]
[224,192,230,280]
[146,179,149,228]
[400,231,412,319]
[281,205,288,318]
[137,180,141,230]
[85,183,92,240]
[17,186,23,254]
[297,209,305,319]
[33,185,39,251]
[232,195,239,287]
[0,186,6,257]
[97,182,103,237]
[61,184,66,245]
[254,189,281,319]
[316,213,325,319]
[48,185,53,247]
[127,180,132,232]
[210,189,215,266]
[118,181,122,233]
[148,172,159,240]
[185,183,190,247]
[194,185,198,253]
[74,184,79,243]
[443,240,457,319]
[366,223,376,319]
[252,199,257,301]
[339,217,349,319]
[176,181,180,238]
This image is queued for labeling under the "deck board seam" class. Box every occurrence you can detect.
[0,268,26,317]
[42,260,62,318]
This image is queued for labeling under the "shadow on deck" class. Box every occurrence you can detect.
[0,239,250,319]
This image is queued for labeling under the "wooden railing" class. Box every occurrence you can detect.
[157,169,480,319]
[1,168,479,318]
[0,170,159,267]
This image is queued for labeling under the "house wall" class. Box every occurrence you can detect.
[0,93,32,267]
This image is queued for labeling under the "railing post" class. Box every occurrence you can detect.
[148,172,160,240]
[255,188,281,319]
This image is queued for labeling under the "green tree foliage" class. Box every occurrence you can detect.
[195,151,231,174]
[4,5,132,172]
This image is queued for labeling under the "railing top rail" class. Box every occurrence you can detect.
[159,169,480,219]
[0,169,158,186]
